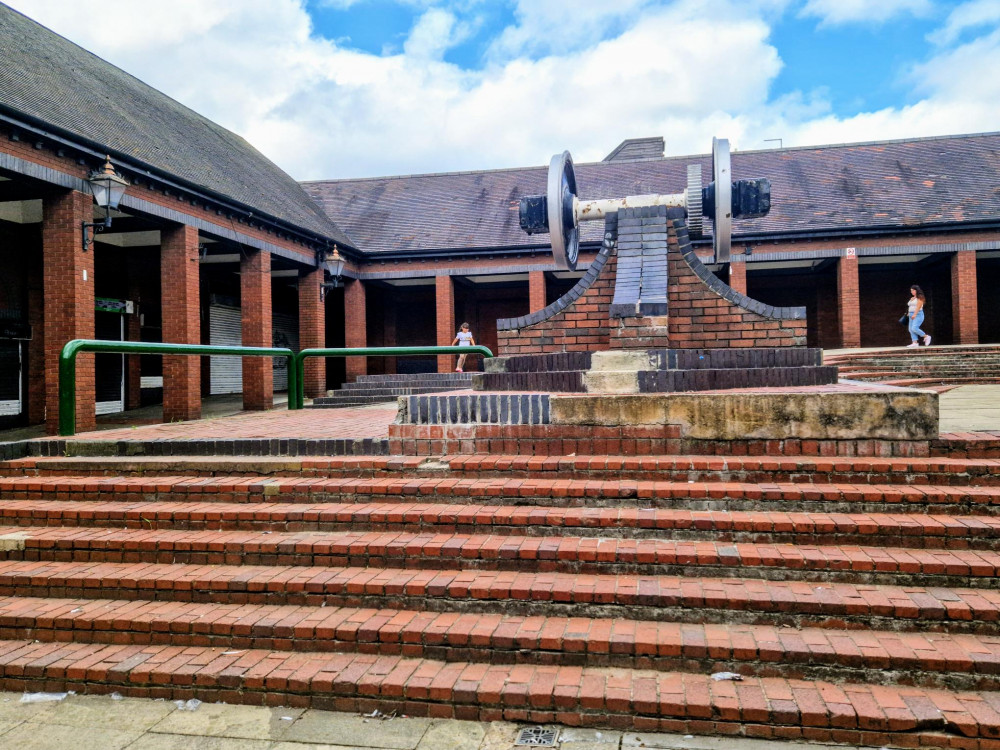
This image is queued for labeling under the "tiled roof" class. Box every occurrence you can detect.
[0,4,352,246]
[303,132,1000,255]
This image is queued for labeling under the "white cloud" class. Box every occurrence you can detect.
[799,0,933,26]
[4,0,1000,187]
[928,0,1000,45]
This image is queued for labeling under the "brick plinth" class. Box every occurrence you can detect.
[43,189,95,435]
[952,250,979,344]
[344,279,367,382]
[299,268,326,398]
[529,270,546,312]
[436,275,456,373]
[837,254,861,348]
[240,249,272,410]
[160,225,201,421]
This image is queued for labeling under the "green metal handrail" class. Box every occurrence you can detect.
[59,339,296,436]
[291,345,494,410]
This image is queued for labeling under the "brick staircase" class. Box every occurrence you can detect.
[1,449,1000,747]
[311,372,473,408]
[825,346,1000,387]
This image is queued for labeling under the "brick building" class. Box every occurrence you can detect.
[2,5,1000,431]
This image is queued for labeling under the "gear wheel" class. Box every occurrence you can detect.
[685,164,703,237]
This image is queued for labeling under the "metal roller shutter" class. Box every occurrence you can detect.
[271,312,298,392]
[209,304,242,395]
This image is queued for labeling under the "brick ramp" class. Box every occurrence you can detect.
[2,448,1000,745]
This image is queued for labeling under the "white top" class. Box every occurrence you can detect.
[456,331,473,346]
[907,297,919,314]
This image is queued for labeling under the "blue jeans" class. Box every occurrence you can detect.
[908,310,926,342]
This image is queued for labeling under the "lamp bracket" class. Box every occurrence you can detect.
[82,215,112,252]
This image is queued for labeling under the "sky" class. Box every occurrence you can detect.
[6,0,1000,180]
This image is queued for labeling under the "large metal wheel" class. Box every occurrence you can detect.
[712,137,732,263]
[547,151,579,270]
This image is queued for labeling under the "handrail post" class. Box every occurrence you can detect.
[58,340,82,436]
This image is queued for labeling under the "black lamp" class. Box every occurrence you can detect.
[82,156,129,251]
[319,245,345,301]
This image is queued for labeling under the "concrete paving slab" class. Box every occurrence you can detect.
[281,712,432,749]
[271,743,385,750]
[126,733,273,750]
[623,733,843,750]
[415,719,487,749]
[1,720,142,750]
[560,728,623,743]
[477,721,522,749]
[28,693,175,732]
[148,702,304,740]
[0,690,60,721]
[0,718,25,737]
[939,385,1000,431]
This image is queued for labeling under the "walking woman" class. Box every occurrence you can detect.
[906,285,931,348]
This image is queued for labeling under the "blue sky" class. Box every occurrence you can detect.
[8,0,1000,178]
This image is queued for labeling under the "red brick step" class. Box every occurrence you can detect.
[1,499,998,549]
[0,638,998,745]
[1,526,998,585]
[3,475,999,514]
[0,560,997,632]
[1,596,997,690]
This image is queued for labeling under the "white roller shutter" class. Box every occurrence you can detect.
[209,304,242,395]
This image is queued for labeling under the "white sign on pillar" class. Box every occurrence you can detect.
[845,247,856,258]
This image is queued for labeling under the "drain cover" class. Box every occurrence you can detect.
[514,725,559,746]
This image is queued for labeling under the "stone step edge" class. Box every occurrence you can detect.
[2,596,997,689]
[0,560,997,632]
[0,638,996,743]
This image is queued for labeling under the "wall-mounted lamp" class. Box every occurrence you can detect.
[82,156,129,251]
[318,245,346,301]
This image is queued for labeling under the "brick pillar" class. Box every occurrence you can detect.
[529,270,546,312]
[836,253,861,349]
[436,274,456,373]
[344,278,367,382]
[299,267,327,398]
[729,260,747,295]
[951,250,979,344]
[241,249,272,410]
[43,189,95,434]
[125,256,142,411]
[161,225,202,420]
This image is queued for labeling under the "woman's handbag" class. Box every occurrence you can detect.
[898,314,908,325]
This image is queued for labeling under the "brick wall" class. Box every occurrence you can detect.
[42,189,95,434]
[240,249,272,410]
[952,250,979,344]
[498,211,807,354]
[667,212,807,349]
[160,224,201,420]
[496,219,617,356]
[299,268,327,397]
[344,279,367,382]
[836,255,861,348]
[436,275,456,373]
